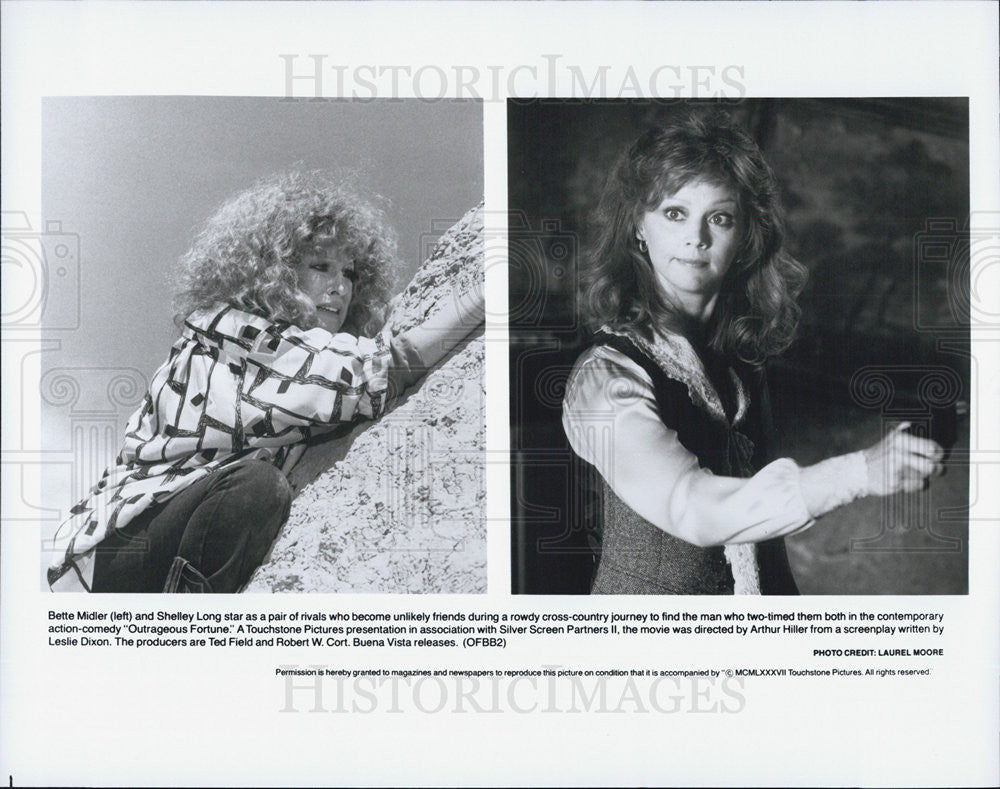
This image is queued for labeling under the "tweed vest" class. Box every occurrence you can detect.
[588,330,798,596]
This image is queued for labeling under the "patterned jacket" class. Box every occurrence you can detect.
[48,303,406,591]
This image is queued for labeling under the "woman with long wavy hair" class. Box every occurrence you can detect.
[49,170,482,593]
[562,113,942,594]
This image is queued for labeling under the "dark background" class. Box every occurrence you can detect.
[509,98,970,595]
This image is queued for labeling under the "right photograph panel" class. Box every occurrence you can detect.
[509,98,970,595]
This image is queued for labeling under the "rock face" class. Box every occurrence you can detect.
[245,204,485,593]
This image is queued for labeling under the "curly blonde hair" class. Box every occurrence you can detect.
[173,170,397,336]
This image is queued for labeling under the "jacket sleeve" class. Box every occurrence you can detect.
[238,323,403,428]
[561,345,815,547]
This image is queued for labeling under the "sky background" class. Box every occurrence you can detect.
[38,96,482,519]
[42,96,482,380]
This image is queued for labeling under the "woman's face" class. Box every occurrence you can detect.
[637,179,742,320]
[298,236,356,334]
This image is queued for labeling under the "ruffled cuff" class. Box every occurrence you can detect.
[800,451,869,517]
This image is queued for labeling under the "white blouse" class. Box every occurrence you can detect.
[561,342,817,549]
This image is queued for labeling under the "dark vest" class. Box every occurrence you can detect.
[589,332,798,595]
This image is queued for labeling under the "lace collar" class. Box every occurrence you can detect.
[600,325,749,427]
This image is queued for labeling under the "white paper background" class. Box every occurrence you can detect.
[2,1,998,786]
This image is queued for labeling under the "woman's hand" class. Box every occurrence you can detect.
[862,422,944,496]
[386,283,484,397]
[402,285,484,370]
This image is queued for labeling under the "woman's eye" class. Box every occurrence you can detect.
[309,262,329,272]
[709,213,735,228]
[663,208,684,221]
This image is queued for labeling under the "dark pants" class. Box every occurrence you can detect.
[91,460,292,593]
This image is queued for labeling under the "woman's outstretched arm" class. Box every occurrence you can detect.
[562,345,942,548]
[276,286,484,473]
[798,423,943,517]
[386,285,485,396]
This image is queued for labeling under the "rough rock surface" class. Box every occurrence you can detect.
[245,204,485,593]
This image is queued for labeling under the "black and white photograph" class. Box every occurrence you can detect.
[36,97,485,594]
[510,98,971,595]
[2,1,997,787]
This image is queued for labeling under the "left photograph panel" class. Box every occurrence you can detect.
[38,97,485,594]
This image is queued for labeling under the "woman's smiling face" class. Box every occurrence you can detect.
[298,236,356,334]
[637,179,742,321]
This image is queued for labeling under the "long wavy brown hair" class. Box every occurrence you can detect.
[173,170,397,336]
[581,111,807,364]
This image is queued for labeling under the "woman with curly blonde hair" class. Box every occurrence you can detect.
[49,171,482,593]
[562,113,943,595]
